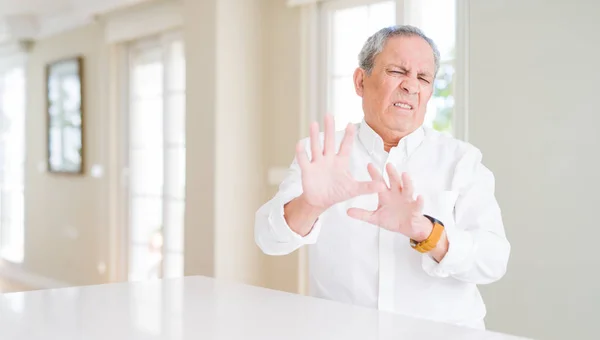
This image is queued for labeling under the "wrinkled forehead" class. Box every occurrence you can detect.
[376,35,436,73]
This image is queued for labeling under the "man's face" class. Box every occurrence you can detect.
[354,35,436,136]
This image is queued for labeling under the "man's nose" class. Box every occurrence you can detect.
[400,78,419,95]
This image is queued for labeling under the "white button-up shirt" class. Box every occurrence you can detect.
[255,120,510,329]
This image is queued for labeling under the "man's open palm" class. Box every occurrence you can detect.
[296,115,386,210]
[347,164,425,239]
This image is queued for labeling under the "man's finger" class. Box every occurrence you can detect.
[367,163,385,183]
[414,194,424,212]
[309,121,322,162]
[355,179,387,196]
[323,114,336,156]
[386,163,403,190]
[402,172,415,197]
[296,140,309,168]
[337,123,355,157]
[347,208,376,224]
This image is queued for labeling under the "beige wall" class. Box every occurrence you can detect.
[182,0,217,279]
[214,0,266,286]
[24,23,110,286]
[185,0,307,294]
[469,1,600,339]
[183,0,267,286]
[260,0,304,293]
[184,0,304,290]
[16,0,272,289]
[6,0,300,291]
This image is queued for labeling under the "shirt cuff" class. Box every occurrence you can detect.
[422,227,475,278]
[267,194,323,244]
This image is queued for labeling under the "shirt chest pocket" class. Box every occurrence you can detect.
[418,190,459,225]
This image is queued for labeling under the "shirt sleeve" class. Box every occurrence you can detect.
[421,147,511,284]
[254,139,323,256]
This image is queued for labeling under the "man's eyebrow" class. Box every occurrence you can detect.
[418,71,434,78]
[387,64,407,70]
[388,64,433,78]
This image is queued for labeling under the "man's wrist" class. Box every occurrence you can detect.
[411,215,434,242]
[297,194,327,216]
[409,215,449,261]
[284,194,326,237]
[430,231,449,262]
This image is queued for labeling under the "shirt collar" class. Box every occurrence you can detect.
[357,119,425,156]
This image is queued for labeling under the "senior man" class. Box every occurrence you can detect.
[255,25,510,330]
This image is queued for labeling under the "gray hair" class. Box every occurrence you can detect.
[358,25,440,76]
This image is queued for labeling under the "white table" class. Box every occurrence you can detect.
[0,276,526,340]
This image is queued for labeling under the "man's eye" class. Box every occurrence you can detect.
[419,78,431,84]
[390,70,404,74]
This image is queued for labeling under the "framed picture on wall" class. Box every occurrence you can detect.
[46,56,84,174]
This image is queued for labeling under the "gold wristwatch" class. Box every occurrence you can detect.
[410,215,444,253]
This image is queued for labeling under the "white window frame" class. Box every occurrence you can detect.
[0,42,29,264]
[102,0,185,284]
[121,30,186,282]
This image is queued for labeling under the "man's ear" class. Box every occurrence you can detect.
[353,68,365,97]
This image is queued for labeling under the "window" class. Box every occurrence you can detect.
[320,0,457,134]
[0,64,26,263]
[321,0,397,131]
[126,33,186,281]
[405,0,456,134]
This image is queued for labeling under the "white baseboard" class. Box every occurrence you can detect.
[0,261,71,290]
